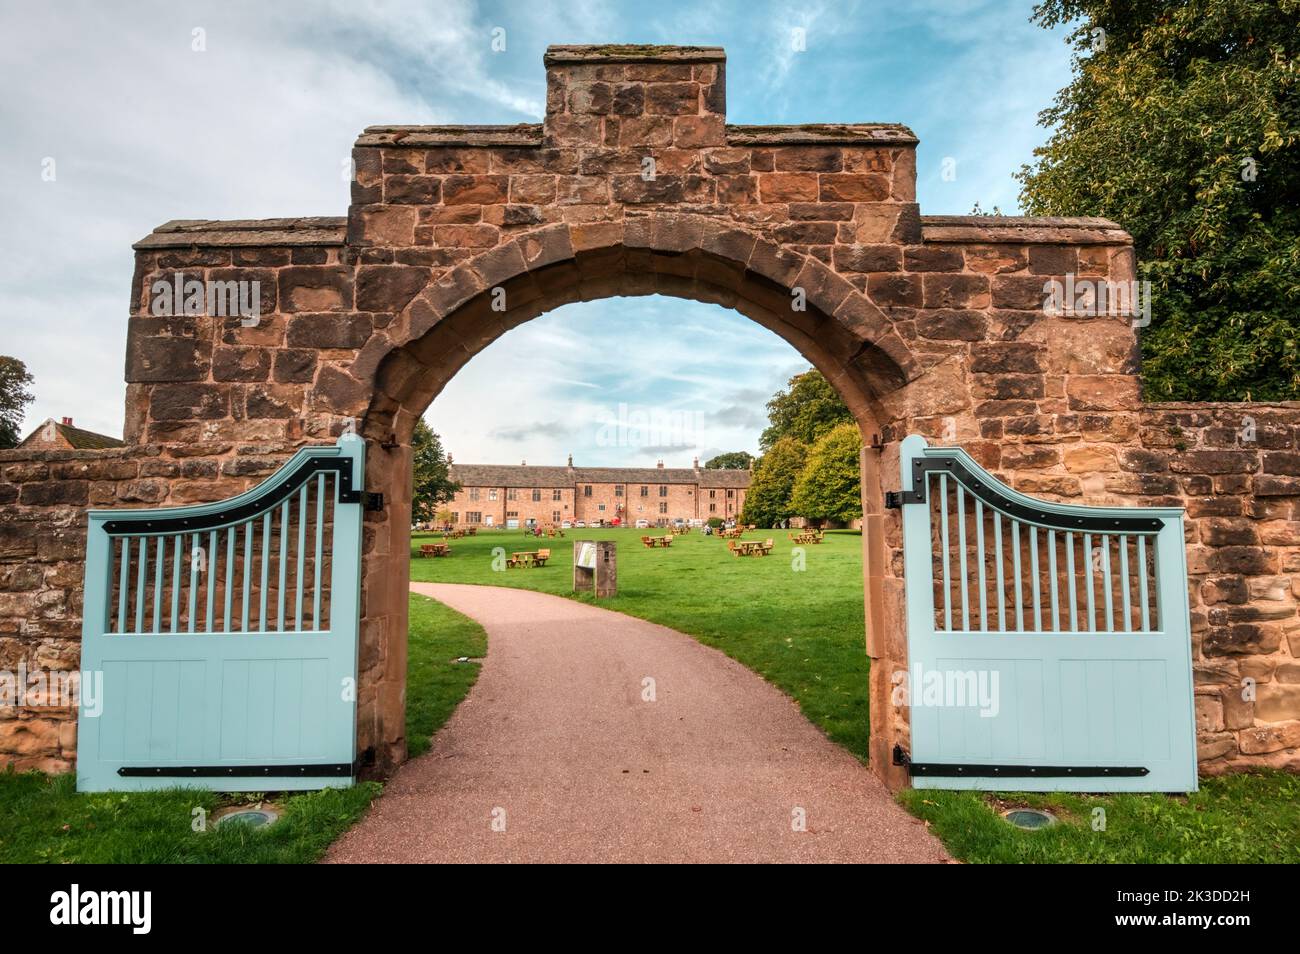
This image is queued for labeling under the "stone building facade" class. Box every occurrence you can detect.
[0,45,1297,784]
[446,458,748,527]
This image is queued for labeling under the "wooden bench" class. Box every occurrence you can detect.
[533,548,550,567]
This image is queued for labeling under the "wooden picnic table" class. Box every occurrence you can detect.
[640,535,674,548]
[507,548,551,568]
[419,542,451,557]
[728,538,774,557]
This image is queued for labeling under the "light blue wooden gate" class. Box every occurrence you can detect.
[895,435,1197,792]
[76,435,366,792]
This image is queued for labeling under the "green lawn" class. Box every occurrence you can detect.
[0,591,485,863]
[412,526,1300,865]
[412,527,871,757]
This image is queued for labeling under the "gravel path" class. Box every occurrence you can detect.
[324,582,949,864]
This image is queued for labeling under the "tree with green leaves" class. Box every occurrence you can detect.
[0,357,35,449]
[704,451,754,470]
[1018,0,1300,400]
[741,437,806,527]
[410,419,460,524]
[789,423,863,526]
[759,369,853,451]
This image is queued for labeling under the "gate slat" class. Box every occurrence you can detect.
[313,473,325,631]
[278,500,290,632]
[956,483,969,629]
[117,537,129,634]
[242,521,252,633]
[152,536,164,633]
[939,473,951,631]
[1119,534,1131,632]
[188,532,199,633]
[1138,535,1150,632]
[1084,532,1096,632]
[1066,531,1078,632]
[296,484,308,631]
[135,537,147,634]
[975,499,987,631]
[1047,529,1059,632]
[1011,519,1023,631]
[224,527,235,631]
[206,529,217,633]
[259,512,271,631]
[171,534,181,632]
[994,510,1006,631]
[1029,525,1041,632]
[1101,534,1114,632]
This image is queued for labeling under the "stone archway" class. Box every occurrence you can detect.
[353,212,920,780]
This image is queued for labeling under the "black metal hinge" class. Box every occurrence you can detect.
[119,762,353,778]
[907,762,1149,779]
[361,492,384,511]
[884,491,904,510]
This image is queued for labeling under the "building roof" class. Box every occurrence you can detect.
[449,463,750,489]
[19,418,125,450]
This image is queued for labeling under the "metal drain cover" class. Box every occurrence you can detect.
[1001,808,1057,830]
[215,807,280,830]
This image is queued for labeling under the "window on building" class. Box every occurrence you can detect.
[659,502,668,514]
[467,511,482,523]
[615,485,623,497]
[658,485,667,497]
[727,489,734,498]
[584,485,592,497]
[532,489,541,502]
[552,511,561,522]
[451,512,459,523]
[598,504,606,512]
[469,488,480,501]
[507,488,517,501]
[552,489,562,501]
[709,503,716,513]
[488,489,498,501]
[506,510,518,518]
[709,489,716,499]
[640,485,648,497]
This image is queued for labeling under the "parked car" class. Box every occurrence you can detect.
[561,520,572,529]
[575,521,586,528]
[635,519,649,528]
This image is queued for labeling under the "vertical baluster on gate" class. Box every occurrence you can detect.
[224,526,235,631]
[975,499,987,631]
[152,536,165,633]
[242,518,253,633]
[1083,532,1096,632]
[1119,534,1131,632]
[277,499,290,632]
[205,529,217,633]
[188,532,200,633]
[1011,519,1024,631]
[1029,525,1041,632]
[117,537,130,634]
[1066,531,1078,632]
[994,510,1006,631]
[313,473,326,630]
[1048,529,1059,632]
[939,473,952,631]
[295,484,308,630]
[259,512,271,631]
[1101,534,1114,632]
[134,536,147,634]
[1137,535,1151,632]
[170,533,181,632]
[956,482,969,630]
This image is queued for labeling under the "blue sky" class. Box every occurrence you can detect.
[0,0,1075,464]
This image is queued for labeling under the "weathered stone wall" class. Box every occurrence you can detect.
[2,44,1296,784]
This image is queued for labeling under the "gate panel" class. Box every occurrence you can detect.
[896,435,1197,792]
[76,435,365,792]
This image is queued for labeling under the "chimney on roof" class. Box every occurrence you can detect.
[521,459,527,466]
[656,459,664,468]
[567,453,573,468]
[61,417,72,426]
[693,456,699,469]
